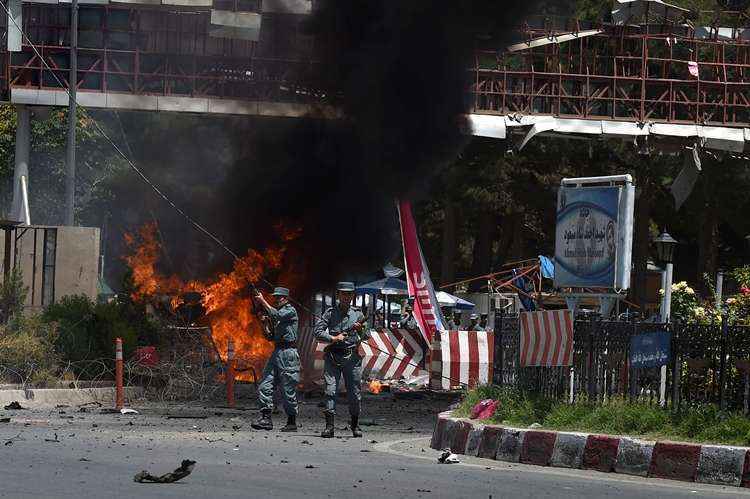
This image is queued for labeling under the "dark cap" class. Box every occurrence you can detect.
[272,287,290,297]
[336,281,356,292]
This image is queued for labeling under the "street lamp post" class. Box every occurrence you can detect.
[654,231,678,322]
[653,230,678,408]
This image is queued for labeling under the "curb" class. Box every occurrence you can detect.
[431,411,750,488]
[0,387,143,409]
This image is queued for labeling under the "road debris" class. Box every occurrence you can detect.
[470,399,499,420]
[120,408,139,415]
[0,417,10,423]
[134,460,196,484]
[204,437,225,443]
[4,433,23,446]
[4,401,25,410]
[437,448,459,464]
[44,433,60,443]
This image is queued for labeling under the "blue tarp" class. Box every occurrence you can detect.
[513,269,536,312]
[539,255,555,279]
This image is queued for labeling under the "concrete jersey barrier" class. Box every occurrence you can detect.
[431,411,750,487]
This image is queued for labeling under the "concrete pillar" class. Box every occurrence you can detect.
[11,105,30,224]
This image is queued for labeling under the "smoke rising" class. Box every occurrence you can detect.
[107,0,551,295]
[221,1,548,293]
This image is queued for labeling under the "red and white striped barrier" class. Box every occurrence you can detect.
[360,329,426,380]
[298,328,427,386]
[519,310,573,367]
[432,411,750,487]
[429,330,494,391]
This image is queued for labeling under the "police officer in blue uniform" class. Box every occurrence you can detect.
[251,287,300,432]
[314,282,368,438]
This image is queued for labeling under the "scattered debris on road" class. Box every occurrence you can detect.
[134,460,196,484]
[121,408,139,415]
[4,432,23,445]
[305,465,317,469]
[0,417,10,423]
[437,448,459,464]
[4,401,25,410]
[470,399,499,420]
[44,433,60,443]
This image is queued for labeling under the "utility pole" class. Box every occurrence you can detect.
[65,0,78,226]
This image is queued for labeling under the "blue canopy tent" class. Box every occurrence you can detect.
[356,277,408,296]
[435,291,475,311]
[355,277,409,328]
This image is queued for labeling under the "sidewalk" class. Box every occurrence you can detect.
[431,411,750,487]
[0,386,143,408]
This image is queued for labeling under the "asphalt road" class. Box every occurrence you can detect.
[1,394,749,499]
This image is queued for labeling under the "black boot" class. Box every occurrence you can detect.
[251,409,273,430]
[280,414,297,432]
[350,415,362,438]
[321,413,335,438]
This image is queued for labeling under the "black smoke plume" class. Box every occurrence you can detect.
[220,1,548,292]
[106,1,552,295]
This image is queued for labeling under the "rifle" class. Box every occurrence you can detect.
[248,284,273,341]
[322,309,369,354]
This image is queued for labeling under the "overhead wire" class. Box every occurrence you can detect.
[0,2,469,388]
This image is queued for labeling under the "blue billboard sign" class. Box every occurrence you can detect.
[629,332,671,369]
[554,181,634,290]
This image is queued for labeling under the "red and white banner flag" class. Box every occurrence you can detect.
[301,328,426,383]
[519,310,574,367]
[397,199,446,343]
[429,330,494,390]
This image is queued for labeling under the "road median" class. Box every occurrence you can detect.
[432,411,750,487]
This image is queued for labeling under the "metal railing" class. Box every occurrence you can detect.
[494,315,750,411]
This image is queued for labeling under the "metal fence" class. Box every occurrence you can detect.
[493,314,750,411]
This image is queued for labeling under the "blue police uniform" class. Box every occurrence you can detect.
[251,287,300,432]
[257,302,300,417]
[314,282,367,437]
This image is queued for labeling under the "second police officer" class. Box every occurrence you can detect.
[314,281,368,438]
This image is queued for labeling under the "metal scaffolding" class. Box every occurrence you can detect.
[2,4,321,104]
[470,15,750,127]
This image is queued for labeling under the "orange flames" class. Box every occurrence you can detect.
[124,222,300,381]
[368,380,383,394]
